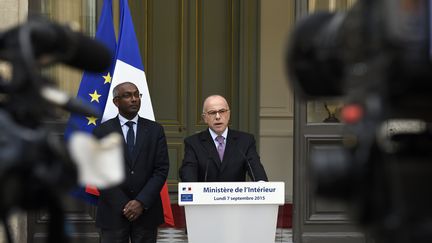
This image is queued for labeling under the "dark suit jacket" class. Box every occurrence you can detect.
[92,116,169,229]
[179,128,268,182]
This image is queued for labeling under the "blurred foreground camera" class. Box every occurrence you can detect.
[287,0,432,120]
[287,0,432,242]
[0,17,112,243]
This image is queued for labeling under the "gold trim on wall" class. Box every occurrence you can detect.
[247,1,254,130]
[167,141,183,186]
[30,0,99,119]
[194,0,236,126]
[195,0,202,125]
[159,0,185,126]
[144,0,186,125]
[227,0,234,113]
[347,0,357,8]
[177,0,185,127]
[308,0,356,12]
[144,0,149,73]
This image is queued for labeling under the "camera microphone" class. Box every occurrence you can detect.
[40,86,101,117]
[0,17,112,72]
[237,147,256,182]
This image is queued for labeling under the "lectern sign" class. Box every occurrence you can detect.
[179,182,285,243]
[178,182,285,205]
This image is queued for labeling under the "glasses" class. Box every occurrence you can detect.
[115,92,143,99]
[204,109,230,118]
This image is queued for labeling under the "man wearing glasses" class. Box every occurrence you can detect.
[179,94,268,182]
[92,82,169,243]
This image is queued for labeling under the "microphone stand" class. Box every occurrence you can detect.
[204,157,211,182]
[237,147,256,182]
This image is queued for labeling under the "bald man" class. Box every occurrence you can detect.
[179,95,268,182]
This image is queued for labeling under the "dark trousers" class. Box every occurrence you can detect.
[100,224,158,243]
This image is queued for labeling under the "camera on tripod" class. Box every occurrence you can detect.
[286,0,432,242]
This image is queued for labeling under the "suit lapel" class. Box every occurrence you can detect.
[199,130,222,168]
[112,116,134,167]
[131,117,148,168]
[112,116,124,134]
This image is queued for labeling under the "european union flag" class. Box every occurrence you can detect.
[65,0,117,205]
[64,0,117,139]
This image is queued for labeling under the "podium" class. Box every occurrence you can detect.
[178,182,285,243]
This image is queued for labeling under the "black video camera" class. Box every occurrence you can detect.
[286,1,432,242]
[288,0,432,119]
[0,17,111,243]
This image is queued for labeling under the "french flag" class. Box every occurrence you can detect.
[100,0,174,227]
[67,0,174,227]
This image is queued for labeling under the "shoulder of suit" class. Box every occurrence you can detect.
[228,128,252,137]
[138,117,163,128]
[183,128,255,141]
[93,117,119,136]
[184,130,207,142]
[228,129,256,142]
[96,117,118,128]
[138,116,153,123]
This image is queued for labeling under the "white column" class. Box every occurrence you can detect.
[259,0,294,203]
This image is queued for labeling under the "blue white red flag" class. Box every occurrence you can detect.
[65,0,174,226]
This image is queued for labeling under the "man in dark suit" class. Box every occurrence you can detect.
[179,95,267,182]
[92,82,169,243]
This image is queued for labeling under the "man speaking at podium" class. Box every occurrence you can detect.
[179,95,268,182]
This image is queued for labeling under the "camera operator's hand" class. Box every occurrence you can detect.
[123,200,144,222]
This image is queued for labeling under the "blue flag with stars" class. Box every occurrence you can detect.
[64,0,116,139]
[65,0,116,205]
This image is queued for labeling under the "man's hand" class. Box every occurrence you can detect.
[123,200,144,222]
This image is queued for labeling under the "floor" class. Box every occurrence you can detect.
[157,227,293,243]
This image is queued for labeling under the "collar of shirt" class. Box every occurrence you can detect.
[119,114,139,141]
[209,128,228,148]
[118,114,139,126]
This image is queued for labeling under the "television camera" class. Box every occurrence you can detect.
[0,17,111,243]
[286,0,432,242]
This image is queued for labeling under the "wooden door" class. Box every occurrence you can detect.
[292,1,374,243]
[27,0,260,242]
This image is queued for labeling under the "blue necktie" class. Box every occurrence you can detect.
[126,121,135,155]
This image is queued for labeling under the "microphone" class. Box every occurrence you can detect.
[40,86,101,117]
[237,147,256,182]
[0,17,112,72]
[204,157,211,182]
